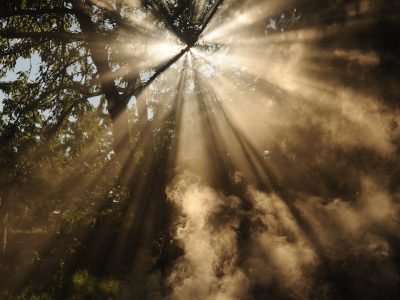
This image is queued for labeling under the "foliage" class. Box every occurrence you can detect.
[69,270,119,299]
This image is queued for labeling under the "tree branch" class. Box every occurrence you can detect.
[0,8,75,18]
[71,0,133,167]
[198,0,224,39]
[0,30,88,41]
[121,45,190,105]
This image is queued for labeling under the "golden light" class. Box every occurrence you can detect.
[5,1,399,299]
[237,13,251,24]
[148,41,183,60]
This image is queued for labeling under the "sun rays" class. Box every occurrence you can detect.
[129,1,400,298]
[2,0,400,298]
[86,1,400,297]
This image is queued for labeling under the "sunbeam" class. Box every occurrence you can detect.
[1,0,399,299]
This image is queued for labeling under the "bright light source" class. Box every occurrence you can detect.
[149,42,182,60]
[237,13,251,24]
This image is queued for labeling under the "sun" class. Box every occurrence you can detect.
[149,41,183,60]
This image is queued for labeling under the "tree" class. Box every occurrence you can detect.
[0,0,223,167]
[0,0,224,296]
[1,1,400,299]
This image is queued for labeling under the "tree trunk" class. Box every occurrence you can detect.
[137,91,150,144]
[72,0,133,167]
[2,214,8,253]
[108,105,132,168]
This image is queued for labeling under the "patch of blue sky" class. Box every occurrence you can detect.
[0,52,41,112]
[0,91,4,111]
[88,95,101,108]
[267,19,277,30]
[68,115,77,123]
[140,69,156,83]
[128,95,136,110]
[2,52,41,82]
[88,94,136,111]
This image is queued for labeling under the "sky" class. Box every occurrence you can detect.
[0,53,40,111]
[0,53,104,112]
